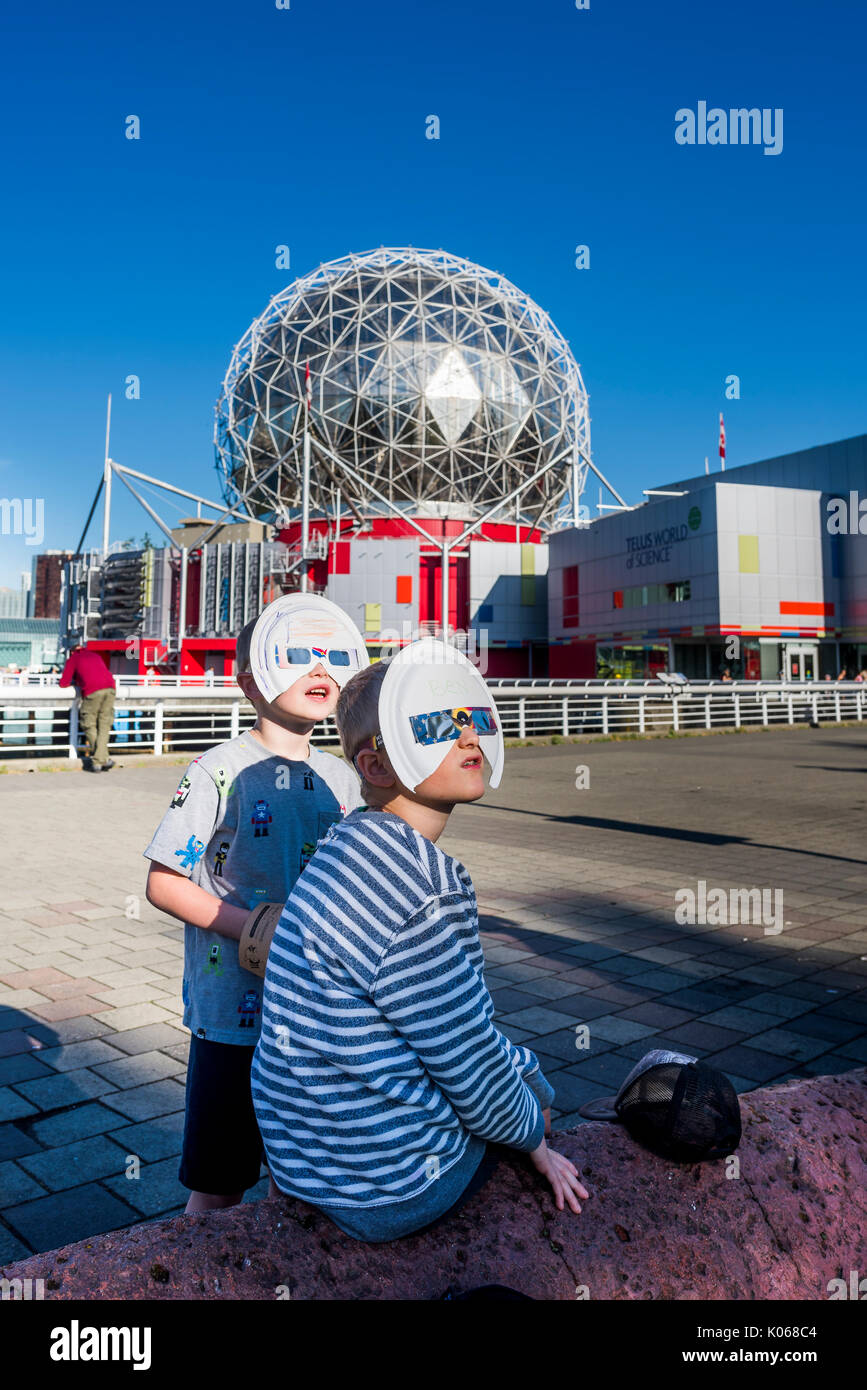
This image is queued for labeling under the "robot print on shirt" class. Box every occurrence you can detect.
[205,943,224,976]
[213,766,230,795]
[175,835,205,871]
[251,799,272,837]
[238,989,261,1029]
[303,768,315,791]
[213,841,230,876]
[171,774,192,809]
[299,841,316,873]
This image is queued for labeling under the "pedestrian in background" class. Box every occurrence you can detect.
[58,644,116,772]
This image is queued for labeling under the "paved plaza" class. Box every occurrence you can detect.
[1,724,866,1262]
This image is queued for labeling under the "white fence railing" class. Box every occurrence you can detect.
[0,680,863,761]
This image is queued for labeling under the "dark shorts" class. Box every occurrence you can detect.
[178,1035,264,1196]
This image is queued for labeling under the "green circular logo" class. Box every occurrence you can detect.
[688,506,702,531]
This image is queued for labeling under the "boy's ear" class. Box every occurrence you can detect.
[354,746,396,790]
[236,670,263,703]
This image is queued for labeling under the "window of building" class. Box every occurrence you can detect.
[563,565,578,627]
[597,644,669,680]
[709,639,762,680]
[673,644,708,680]
[620,580,691,609]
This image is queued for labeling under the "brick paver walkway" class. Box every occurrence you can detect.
[1,724,865,1260]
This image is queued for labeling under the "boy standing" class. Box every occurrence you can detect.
[144,596,366,1213]
[251,640,588,1241]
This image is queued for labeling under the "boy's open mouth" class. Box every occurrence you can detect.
[303,683,331,701]
[461,754,482,769]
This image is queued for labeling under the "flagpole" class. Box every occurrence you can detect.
[101,393,113,557]
[301,364,311,593]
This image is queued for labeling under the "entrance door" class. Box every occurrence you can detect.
[784,644,818,681]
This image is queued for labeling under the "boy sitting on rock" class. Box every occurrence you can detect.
[250,639,588,1241]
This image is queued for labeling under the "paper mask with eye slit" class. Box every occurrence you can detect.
[249,594,369,701]
[375,637,504,792]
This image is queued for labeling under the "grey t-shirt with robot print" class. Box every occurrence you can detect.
[143,732,361,1045]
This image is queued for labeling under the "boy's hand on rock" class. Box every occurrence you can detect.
[530,1139,589,1214]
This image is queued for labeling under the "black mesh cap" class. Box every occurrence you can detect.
[577,1048,696,1123]
[577,1049,742,1162]
[615,1059,742,1162]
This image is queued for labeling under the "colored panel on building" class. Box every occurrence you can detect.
[419,555,437,627]
[738,535,759,573]
[830,535,843,580]
[484,647,532,678]
[520,543,535,604]
[563,564,579,627]
[418,553,468,632]
[364,602,381,632]
[455,555,469,630]
[333,542,351,575]
[779,600,834,616]
[549,639,596,678]
[396,575,412,604]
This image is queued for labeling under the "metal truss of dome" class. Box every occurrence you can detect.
[215,247,591,532]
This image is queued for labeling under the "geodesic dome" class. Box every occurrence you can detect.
[215,247,589,528]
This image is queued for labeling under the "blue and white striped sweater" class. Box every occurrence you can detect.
[250,808,547,1211]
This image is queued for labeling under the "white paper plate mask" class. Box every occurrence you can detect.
[249,595,369,702]
[377,638,504,792]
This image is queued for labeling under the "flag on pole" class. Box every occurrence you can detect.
[719,412,726,468]
[305,361,312,413]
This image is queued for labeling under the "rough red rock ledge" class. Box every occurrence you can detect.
[3,1070,864,1300]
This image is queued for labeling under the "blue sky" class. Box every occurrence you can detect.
[1,0,865,585]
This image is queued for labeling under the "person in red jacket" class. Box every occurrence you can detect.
[58,645,116,772]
